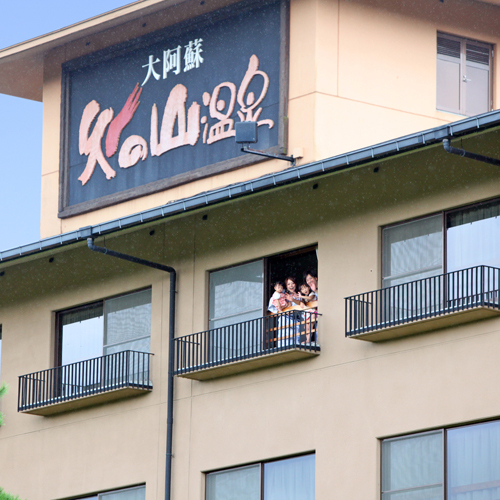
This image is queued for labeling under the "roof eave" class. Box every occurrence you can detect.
[2,109,500,267]
[0,0,185,101]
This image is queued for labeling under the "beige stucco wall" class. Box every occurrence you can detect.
[2,130,500,499]
[36,0,500,239]
[2,0,500,498]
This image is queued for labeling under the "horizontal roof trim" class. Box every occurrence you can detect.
[2,110,500,264]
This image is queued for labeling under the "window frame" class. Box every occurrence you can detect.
[205,453,315,500]
[437,32,493,117]
[207,245,318,330]
[381,197,500,288]
[54,287,152,367]
[381,419,500,500]
[381,429,445,499]
[74,484,146,500]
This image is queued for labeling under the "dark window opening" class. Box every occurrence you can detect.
[266,247,318,306]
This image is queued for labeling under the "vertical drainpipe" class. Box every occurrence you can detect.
[87,238,176,500]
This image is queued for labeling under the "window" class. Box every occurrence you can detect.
[437,33,492,116]
[209,248,318,327]
[382,420,500,500]
[77,485,145,500]
[383,199,500,287]
[57,288,152,366]
[56,289,152,392]
[208,248,318,357]
[379,199,500,324]
[345,200,500,337]
[0,325,2,381]
[174,248,319,377]
[209,260,264,331]
[206,454,315,500]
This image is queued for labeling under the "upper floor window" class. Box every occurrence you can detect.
[209,248,318,352]
[18,290,153,414]
[57,288,152,366]
[437,33,492,116]
[382,420,500,500]
[174,248,320,379]
[383,198,500,288]
[206,454,315,500]
[209,247,318,330]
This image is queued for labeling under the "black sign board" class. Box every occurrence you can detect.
[59,0,288,217]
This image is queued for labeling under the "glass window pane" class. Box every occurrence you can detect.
[206,465,260,500]
[383,215,443,287]
[61,304,104,365]
[103,339,152,386]
[104,289,152,349]
[382,432,443,494]
[209,261,264,329]
[104,337,150,355]
[447,420,500,500]
[383,486,443,500]
[264,454,315,500]
[99,486,145,500]
[447,200,500,272]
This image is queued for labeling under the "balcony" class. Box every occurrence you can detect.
[345,266,500,341]
[18,350,153,415]
[174,310,320,380]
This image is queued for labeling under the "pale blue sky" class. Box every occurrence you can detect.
[0,0,132,251]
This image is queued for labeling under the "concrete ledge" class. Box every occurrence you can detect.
[176,347,320,381]
[347,306,500,342]
[19,385,152,416]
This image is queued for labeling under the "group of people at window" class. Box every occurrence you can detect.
[267,271,318,344]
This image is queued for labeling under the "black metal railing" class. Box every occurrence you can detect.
[174,310,320,376]
[345,265,500,336]
[18,350,153,412]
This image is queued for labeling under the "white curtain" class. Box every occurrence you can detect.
[383,215,443,288]
[206,464,261,500]
[447,206,500,272]
[104,288,152,354]
[382,431,443,500]
[209,261,263,359]
[447,420,500,500]
[100,486,145,500]
[264,454,315,500]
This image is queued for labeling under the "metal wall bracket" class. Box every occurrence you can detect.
[443,138,500,167]
[240,146,296,166]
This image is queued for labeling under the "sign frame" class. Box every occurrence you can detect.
[58,0,290,218]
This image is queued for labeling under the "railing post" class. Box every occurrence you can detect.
[126,350,130,387]
[481,266,486,306]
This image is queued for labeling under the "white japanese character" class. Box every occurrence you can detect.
[184,39,204,72]
[141,55,161,86]
[163,46,182,79]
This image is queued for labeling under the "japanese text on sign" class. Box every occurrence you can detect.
[79,55,273,185]
[141,38,204,86]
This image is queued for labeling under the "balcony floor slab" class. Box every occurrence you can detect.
[347,306,500,342]
[176,346,320,380]
[19,385,152,416]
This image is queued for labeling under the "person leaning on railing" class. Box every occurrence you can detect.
[304,270,319,343]
[304,270,318,301]
[270,281,291,313]
[267,281,298,347]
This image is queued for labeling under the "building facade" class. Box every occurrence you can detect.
[1,0,500,499]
